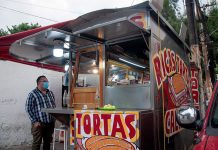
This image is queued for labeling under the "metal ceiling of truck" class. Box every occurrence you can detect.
[9,28,96,66]
[9,6,150,66]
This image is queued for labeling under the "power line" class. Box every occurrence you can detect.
[0,5,58,22]
[0,0,83,15]
[131,0,135,6]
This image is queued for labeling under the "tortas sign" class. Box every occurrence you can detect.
[73,110,139,150]
[153,48,192,137]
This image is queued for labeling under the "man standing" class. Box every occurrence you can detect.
[26,75,56,150]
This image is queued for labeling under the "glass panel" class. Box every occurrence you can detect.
[107,60,149,86]
[76,50,99,87]
[106,37,150,86]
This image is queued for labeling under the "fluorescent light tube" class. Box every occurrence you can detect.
[119,58,146,69]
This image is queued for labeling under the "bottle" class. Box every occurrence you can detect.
[63,90,67,107]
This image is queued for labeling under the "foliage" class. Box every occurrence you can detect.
[0,23,41,37]
[0,29,8,36]
[162,0,181,33]
[215,65,218,74]
[7,23,40,34]
[207,8,218,65]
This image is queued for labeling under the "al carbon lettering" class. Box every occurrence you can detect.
[165,109,182,137]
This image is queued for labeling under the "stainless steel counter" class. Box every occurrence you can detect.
[42,107,150,115]
[42,107,74,114]
[42,107,74,125]
[42,107,151,126]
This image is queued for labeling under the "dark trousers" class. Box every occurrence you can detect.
[31,122,55,150]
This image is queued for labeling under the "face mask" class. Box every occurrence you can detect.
[42,82,49,89]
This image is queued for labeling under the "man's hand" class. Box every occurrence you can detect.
[33,122,41,128]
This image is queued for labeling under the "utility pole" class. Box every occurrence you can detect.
[195,0,215,100]
[185,0,198,45]
[185,0,205,117]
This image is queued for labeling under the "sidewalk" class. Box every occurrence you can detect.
[2,142,72,150]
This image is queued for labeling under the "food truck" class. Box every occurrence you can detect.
[9,1,194,150]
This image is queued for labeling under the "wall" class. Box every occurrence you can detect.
[0,60,63,148]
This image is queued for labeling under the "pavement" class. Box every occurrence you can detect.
[1,142,73,150]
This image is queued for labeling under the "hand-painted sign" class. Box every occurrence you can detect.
[165,109,182,137]
[73,110,139,150]
[153,48,192,137]
[70,115,74,145]
[129,13,150,30]
[191,67,199,109]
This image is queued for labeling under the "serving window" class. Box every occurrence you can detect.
[106,38,150,87]
[104,37,151,109]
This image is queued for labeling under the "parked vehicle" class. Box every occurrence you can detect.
[176,81,218,150]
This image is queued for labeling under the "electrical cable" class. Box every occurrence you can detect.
[0,0,83,15]
[0,5,58,22]
[131,0,135,6]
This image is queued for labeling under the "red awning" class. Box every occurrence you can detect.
[0,20,72,72]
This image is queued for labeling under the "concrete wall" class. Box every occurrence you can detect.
[0,60,63,148]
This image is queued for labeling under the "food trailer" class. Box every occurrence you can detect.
[9,2,194,150]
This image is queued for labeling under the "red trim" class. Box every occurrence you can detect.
[0,20,72,72]
[193,81,218,150]
[203,81,218,129]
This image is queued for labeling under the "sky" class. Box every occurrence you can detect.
[0,0,210,30]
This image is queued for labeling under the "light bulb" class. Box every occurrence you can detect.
[64,65,69,71]
[53,48,63,57]
[93,69,98,74]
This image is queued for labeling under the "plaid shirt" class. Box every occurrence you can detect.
[25,88,56,123]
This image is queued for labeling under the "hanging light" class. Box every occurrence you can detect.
[92,69,98,74]
[64,64,69,71]
[53,39,64,57]
[53,48,63,57]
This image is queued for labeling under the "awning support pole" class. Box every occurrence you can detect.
[68,51,73,106]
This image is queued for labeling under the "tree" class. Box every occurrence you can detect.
[7,23,40,34]
[205,7,218,80]
[0,29,8,36]
[0,23,41,37]
[207,8,218,65]
[162,0,181,33]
